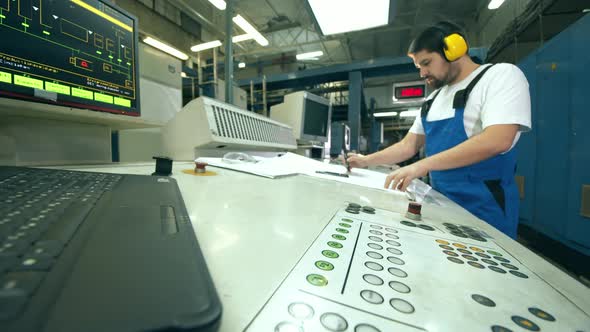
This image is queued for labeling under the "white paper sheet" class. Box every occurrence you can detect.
[197,152,438,203]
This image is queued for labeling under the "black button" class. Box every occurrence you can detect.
[347,203,361,209]
[471,294,495,307]
[482,259,498,266]
[491,326,514,332]
[450,231,468,238]
[468,261,485,269]
[494,256,510,263]
[400,221,416,227]
[447,257,464,264]
[509,270,529,279]
[362,206,375,213]
[488,266,507,274]
[418,225,435,231]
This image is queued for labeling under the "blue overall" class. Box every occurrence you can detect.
[421,65,519,238]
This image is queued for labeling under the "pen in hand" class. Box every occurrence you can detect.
[342,148,351,173]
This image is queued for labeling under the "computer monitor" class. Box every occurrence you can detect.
[0,0,140,116]
[270,91,331,143]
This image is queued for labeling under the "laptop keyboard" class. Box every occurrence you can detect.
[0,168,121,320]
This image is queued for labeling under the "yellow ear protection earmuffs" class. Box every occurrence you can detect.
[442,32,468,62]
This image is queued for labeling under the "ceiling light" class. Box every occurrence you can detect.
[232,34,253,43]
[238,62,246,68]
[400,109,421,118]
[488,0,506,9]
[208,0,226,10]
[307,0,389,35]
[191,40,222,52]
[296,51,323,60]
[233,15,269,46]
[373,111,398,118]
[143,37,189,60]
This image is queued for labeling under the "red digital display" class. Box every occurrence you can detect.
[395,84,426,99]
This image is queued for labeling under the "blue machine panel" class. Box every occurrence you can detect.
[564,15,590,247]
[517,15,590,254]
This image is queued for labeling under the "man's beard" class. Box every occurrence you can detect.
[426,77,446,89]
[425,66,458,89]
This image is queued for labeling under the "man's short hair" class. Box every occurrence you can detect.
[407,21,467,58]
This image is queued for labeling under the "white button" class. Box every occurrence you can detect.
[390,298,415,314]
[288,302,314,320]
[366,251,383,260]
[367,243,383,250]
[23,258,36,266]
[386,240,400,246]
[386,247,402,255]
[355,323,381,332]
[362,274,384,286]
[385,233,399,239]
[369,230,383,236]
[387,256,405,265]
[365,261,384,271]
[320,313,348,331]
[274,321,303,332]
[389,281,411,293]
[385,228,398,233]
[388,267,407,278]
[368,236,382,242]
[361,290,384,304]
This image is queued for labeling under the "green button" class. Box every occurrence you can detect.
[72,87,93,100]
[114,97,131,107]
[327,241,343,249]
[336,228,349,234]
[315,260,334,271]
[341,218,353,223]
[306,274,328,286]
[45,82,71,95]
[0,71,11,83]
[322,250,339,259]
[332,234,346,241]
[488,250,503,256]
[339,223,351,228]
[94,92,113,104]
[14,75,43,89]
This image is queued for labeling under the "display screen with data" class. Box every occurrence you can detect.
[0,0,140,116]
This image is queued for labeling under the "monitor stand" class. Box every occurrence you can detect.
[1,116,113,166]
[295,142,325,160]
[0,99,163,166]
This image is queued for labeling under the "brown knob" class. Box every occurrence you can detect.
[195,162,208,173]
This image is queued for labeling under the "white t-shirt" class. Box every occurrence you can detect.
[409,63,531,151]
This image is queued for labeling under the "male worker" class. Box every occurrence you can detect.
[347,22,531,238]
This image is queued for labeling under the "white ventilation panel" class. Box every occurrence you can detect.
[163,97,296,160]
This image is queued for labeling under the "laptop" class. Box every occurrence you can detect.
[0,166,222,332]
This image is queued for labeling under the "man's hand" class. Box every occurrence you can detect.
[384,162,429,191]
[346,153,369,168]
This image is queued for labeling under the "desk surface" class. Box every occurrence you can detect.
[60,162,590,331]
